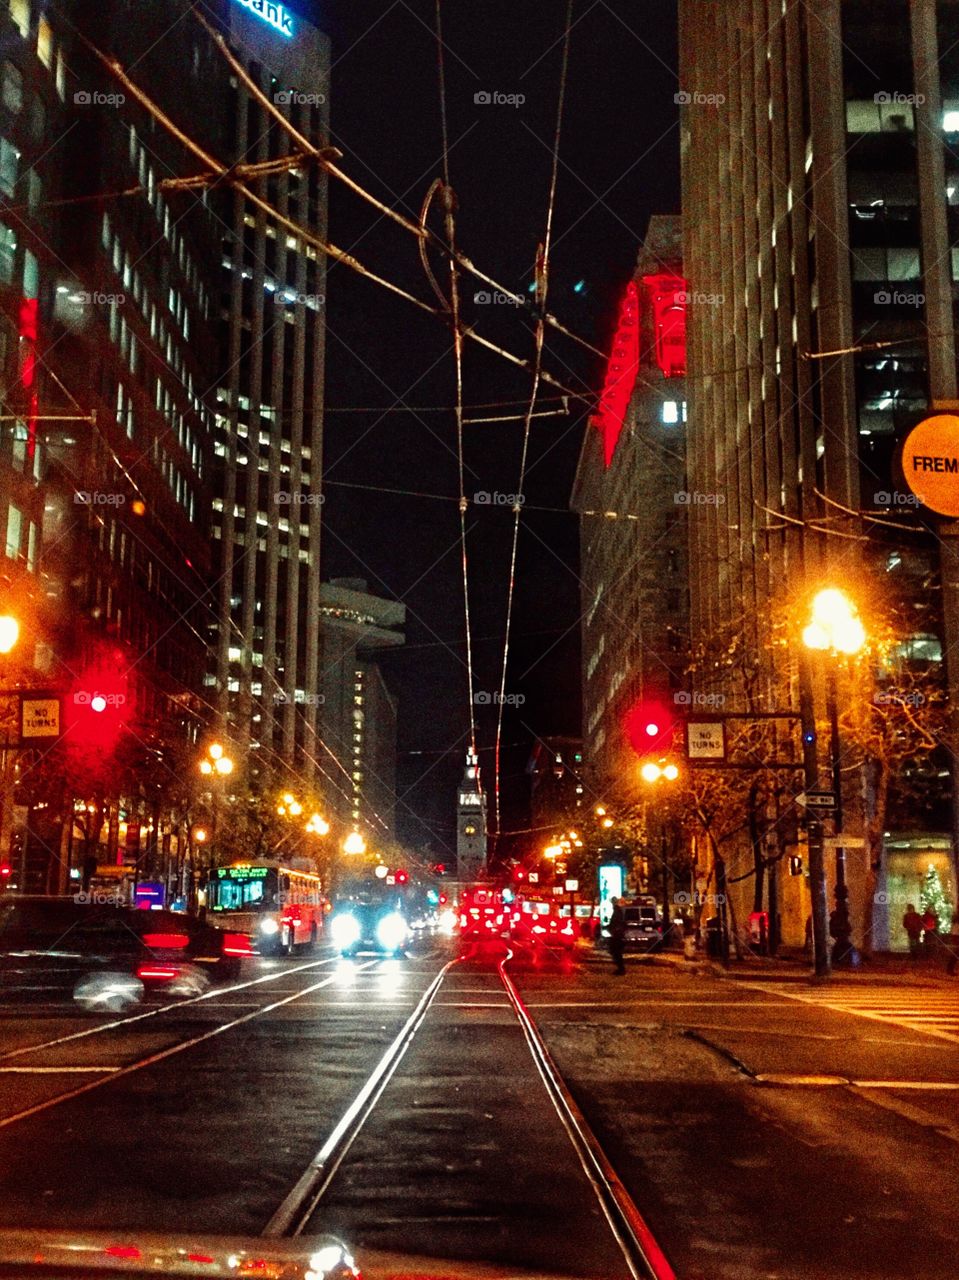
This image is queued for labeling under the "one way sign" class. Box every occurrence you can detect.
[797,791,835,810]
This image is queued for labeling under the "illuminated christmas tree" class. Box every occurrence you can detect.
[920,864,952,934]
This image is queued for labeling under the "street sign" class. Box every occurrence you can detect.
[564,878,579,892]
[20,696,60,743]
[797,791,835,809]
[527,872,539,883]
[686,720,725,761]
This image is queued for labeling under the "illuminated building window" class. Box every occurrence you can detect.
[5,503,21,559]
[0,136,18,196]
[661,400,687,424]
[8,0,28,39]
[1,61,21,113]
[22,247,36,298]
[36,16,51,68]
[0,223,15,285]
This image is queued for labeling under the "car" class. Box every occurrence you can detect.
[329,899,410,956]
[0,897,252,1011]
[622,901,663,952]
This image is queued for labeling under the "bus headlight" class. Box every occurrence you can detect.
[331,913,361,948]
[259,918,280,936]
[376,912,408,951]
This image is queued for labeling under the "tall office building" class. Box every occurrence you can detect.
[207,1,329,788]
[572,217,688,796]
[679,0,956,946]
[317,579,404,842]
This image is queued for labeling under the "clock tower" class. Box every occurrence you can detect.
[456,747,487,882]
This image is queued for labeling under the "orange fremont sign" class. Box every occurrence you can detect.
[901,414,959,517]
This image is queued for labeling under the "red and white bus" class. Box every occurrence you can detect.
[458,885,508,938]
[205,861,326,955]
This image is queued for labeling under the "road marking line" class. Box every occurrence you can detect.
[741,981,959,1046]
[0,1066,121,1074]
[0,961,380,1131]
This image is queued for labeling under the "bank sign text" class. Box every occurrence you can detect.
[235,0,294,38]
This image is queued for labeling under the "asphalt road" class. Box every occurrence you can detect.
[2,937,959,1278]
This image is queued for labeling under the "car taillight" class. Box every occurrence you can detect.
[142,933,189,950]
[223,933,253,956]
[137,964,178,980]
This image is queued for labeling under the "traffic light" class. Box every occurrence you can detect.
[65,653,130,755]
[395,868,409,885]
[624,697,678,757]
[0,864,11,881]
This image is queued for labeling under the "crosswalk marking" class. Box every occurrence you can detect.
[752,983,959,1046]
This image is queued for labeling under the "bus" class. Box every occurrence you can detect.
[459,885,508,938]
[205,861,326,955]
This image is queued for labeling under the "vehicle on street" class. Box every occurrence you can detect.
[621,896,663,952]
[0,897,252,1010]
[459,885,508,938]
[205,860,326,955]
[329,893,411,956]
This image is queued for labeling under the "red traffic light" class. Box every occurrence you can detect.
[0,864,11,878]
[395,869,409,884]
[439,893,448,905]
[625,697,678,757]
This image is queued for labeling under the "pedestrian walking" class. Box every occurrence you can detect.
[608,896,627,976]
[923,905,941,959]
[902,904,924,959]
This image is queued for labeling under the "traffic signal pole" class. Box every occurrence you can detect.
[800,650,831,978]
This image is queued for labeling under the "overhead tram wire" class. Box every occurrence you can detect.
[492,0,575,843]
[76,35,587,402]
[189,4,606,364]
[434,0,477,754]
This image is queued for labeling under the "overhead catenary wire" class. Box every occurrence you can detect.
[190,3,606,364]
[493,0,575,841]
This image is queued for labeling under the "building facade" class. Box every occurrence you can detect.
[456,747,487,882]
[318,579,404,845]
[572,216,688,798]
[679,0,957,949]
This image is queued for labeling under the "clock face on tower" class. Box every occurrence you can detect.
[459,792,481,807]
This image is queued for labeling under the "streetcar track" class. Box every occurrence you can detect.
[0,952,341,1063]
[264,944,675,1280]
[0,960,380,1131]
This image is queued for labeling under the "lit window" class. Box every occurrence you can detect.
[36,15,51,68]
[5,503,21,558]
[1,61,21,112]
[26,519,36,571]
[8,0,28,40]
[0,135,18,195]
[22,247,37,299]
[0,222,15,284]
[662,400,679,424]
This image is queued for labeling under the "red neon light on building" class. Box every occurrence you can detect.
[641,274,687,379]
[18,297,39,461]
[591,282,640,467]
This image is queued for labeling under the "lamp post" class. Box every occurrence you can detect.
[198,742,234,871]
[802,588,865,970]
[639,759,684,954]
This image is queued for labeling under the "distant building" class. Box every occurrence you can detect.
[318,579,404,843]
[572,216,688,796]
[526,736,585,836]
[456,747,487,881]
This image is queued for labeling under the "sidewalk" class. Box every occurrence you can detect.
[653,944,959,986]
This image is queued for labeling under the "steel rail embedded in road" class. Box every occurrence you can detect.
[0,960,380,1131]
[262,957,459,1238]
[497,951,677,1280]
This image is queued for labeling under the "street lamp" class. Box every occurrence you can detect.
[306,813,330,837]
[802,587,865,969]
[0,616,18,655]
[343,830,366,856]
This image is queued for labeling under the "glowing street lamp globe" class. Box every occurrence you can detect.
[641,762,662,783]
[0,616,19,655]
[214,755,234,775]
[208,743,224,760]
[343,831,366,856]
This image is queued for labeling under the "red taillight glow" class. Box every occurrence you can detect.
[105,1246,141,1259]
[142,933,189,950]
[223,933,253,956]
[187,1255,215,1265]
[137,964,178,981]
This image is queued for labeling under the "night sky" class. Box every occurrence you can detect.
[295,0,680,857]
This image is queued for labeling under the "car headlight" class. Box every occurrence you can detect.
[331,913,361,947]
[375,912,408,951]
[259,918,280,935]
